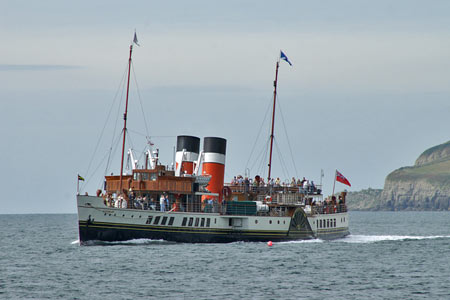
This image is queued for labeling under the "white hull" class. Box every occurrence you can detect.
[77,195,349,243]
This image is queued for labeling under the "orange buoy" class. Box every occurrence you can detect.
[267,241,273,247]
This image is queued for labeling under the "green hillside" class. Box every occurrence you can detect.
[386,158,450,187]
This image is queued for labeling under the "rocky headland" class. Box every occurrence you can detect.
[347,141,450,211]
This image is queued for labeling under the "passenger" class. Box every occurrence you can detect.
[165,194,170,210]
[160,194,166,212]
[275,177,281,187]
[310,181,316,193]
[303,179,309,194]
[143,195,149,210]
[290,177,296,187]
[121,198,127,209]
[150,197,156,210]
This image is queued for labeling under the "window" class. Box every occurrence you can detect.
[255,220,258,224]
[327,219,329,228]
[182,217,187,226]
[319,219,322,228]
[214,218,217,224]
[168,217,175,226]
[188,217,194,226]
[334,219,336,227]
[200,218,205,227]
[206,218,211,227]
[146,216,153,224]
[150,173,157,181]
[161,216,168,225]
[269,220,272,224]
[153,216,160,225]
[195,218,200,227]
[277,220,280,224]
[229,219,232,226]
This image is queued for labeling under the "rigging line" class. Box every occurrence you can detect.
[249,137,269,174]
[277,95,299,178]
[104,130,124,176]
[245,96,274,170]
[274,137,290,181]
[127,129,176,139]
[80,149,110,192]
[105,67,128,175]
[249,134,270,172]
[131,61,151,138]
[81,132,122,191]
[255,137,270,177]
[83,65,128,179]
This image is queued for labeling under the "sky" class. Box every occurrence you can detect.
[1,0,450,213]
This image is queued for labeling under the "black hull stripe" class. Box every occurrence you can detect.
[79,222,349,243]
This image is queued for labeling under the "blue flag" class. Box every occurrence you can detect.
[280,51,292,66]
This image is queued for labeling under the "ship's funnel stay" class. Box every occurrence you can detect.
[202,137,227,201]
[175,135,200,176]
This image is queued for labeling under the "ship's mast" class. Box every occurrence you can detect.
[267,60,279,183]
[119,44,133,194]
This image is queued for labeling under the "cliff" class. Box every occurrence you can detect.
[347,141,450,211]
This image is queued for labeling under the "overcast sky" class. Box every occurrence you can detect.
[1,0,450,213]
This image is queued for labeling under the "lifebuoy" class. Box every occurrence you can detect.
[222,186,232,198]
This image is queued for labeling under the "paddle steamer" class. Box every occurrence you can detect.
[77,37,350,244]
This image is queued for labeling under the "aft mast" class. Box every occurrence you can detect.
[267,59,279,183]
[119,41,134,194]
[267,51,291,183]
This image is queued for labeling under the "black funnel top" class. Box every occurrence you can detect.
[176,135,200,153]
[203,137,227,155]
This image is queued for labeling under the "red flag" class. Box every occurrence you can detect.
[336,170,351,187]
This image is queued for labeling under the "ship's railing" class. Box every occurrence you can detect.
[104,197,226,214]
[225,183,322,196]
[312,204,347,215]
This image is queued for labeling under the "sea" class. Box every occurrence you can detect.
[1,212,449,300]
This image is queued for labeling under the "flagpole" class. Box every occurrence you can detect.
[77,174,80,195]
[332,169,337,196]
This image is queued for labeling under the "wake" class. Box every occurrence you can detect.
[337,234,450,244]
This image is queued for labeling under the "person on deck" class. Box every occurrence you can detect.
[165,194,170,211]
[149,197,156,210]
[160,194,166,212]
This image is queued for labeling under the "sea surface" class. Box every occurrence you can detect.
[1,212,450,299]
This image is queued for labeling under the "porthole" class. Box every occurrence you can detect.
[104,213,107,216]
[122,214,125,217]
[131,215,134,218]
[139,215,142,218]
